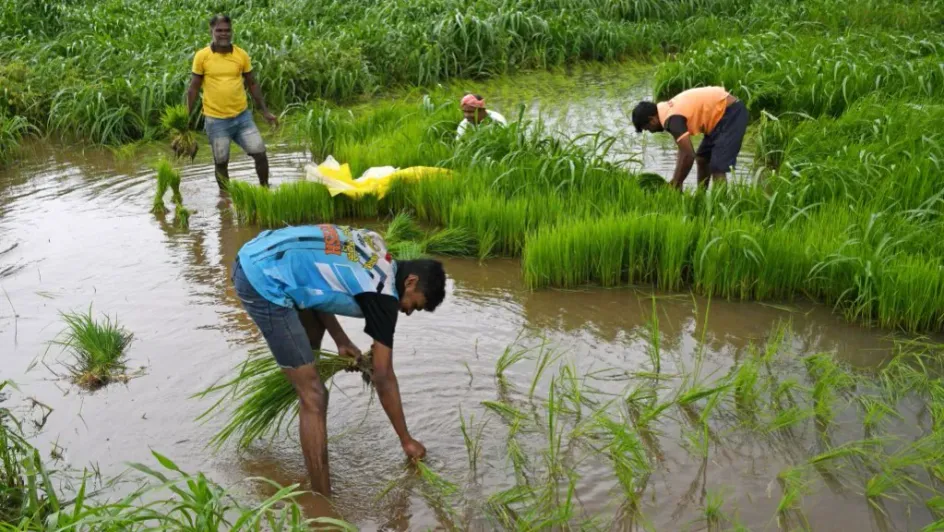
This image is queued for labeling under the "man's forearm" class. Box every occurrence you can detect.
[187,88,198,115]
[672,152,695,189]
[316,312,353,348]
[249,84,269,113]
[374,371,411,444]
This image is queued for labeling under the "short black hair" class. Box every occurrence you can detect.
[632,101,659,133]
[209,13,231,28]
[395,259,446,311]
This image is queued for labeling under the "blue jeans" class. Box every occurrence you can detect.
[204,109,266,164]
[232,257,318,368]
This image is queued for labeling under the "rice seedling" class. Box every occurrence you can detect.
[194,347,373,450]
[482,401,527,425]
[856,395,901,436]
[422,227,477,257]
[775,466,812,529]
[804,352,857,426]
[161,104,197,162]
[458,405,487,474]
[151,159,174,215]
[49,307,133,390]
[528,341,561,401]
[495,342,532,388]
[730,350,761,416]
[383,212,424,245]
[702,489,727,531]
[174,202,191,229]
[387,240,426,260]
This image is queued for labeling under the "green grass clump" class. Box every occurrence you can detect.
[52,308,133,390]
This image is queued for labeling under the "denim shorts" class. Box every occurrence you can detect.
[696,100,749,174]
[232,258,317,369]
[204,109,266,164]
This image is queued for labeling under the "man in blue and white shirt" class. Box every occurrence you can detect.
[231,224,446,496]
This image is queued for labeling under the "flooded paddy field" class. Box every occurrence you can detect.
[1,131,939,530]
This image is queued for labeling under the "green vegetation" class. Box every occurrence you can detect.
[0,114,30,165]
[0,381,356,531]
[199,303,944,529]
[49,308,133,390]
[0,0,766,147]
[228,81,944,332]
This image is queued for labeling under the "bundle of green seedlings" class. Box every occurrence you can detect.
[40,307,134,390]
[153,158,191,228]
[0,380,356,531]
[195,348,374,450]
[383,212,478,260]
[161,104,197,162]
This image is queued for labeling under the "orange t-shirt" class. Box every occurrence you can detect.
[657,87,729,140]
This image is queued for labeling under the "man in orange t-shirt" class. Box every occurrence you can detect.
[632,86,748,190]
[186,14,278,189]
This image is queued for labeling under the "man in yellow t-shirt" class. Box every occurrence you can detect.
[187,14,278,189]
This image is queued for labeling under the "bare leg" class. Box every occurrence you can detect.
[696,156,711,189]
[214,162,230,191]
[287,310,329,495]
[283,364,331,496]
[251,152,270,187]
[712,173,727,187]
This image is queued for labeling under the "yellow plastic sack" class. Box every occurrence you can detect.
[305,157,451,199]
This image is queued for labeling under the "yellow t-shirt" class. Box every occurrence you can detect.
[191,45,252,119]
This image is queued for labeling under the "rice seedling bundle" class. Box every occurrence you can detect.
[228,181,335,226]
[383,212,424,245]
[51,308,133,390]
[151,160,173,215]
[174,202,191,229]
[161,104,197,162]
[196,349,374,450]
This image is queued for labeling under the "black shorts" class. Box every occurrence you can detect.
[696,100,748,174]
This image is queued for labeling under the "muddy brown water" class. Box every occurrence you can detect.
[0,118,933,528]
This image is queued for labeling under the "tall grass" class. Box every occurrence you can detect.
[0,113,30,165]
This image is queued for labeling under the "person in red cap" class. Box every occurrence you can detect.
[456,93,507,140]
